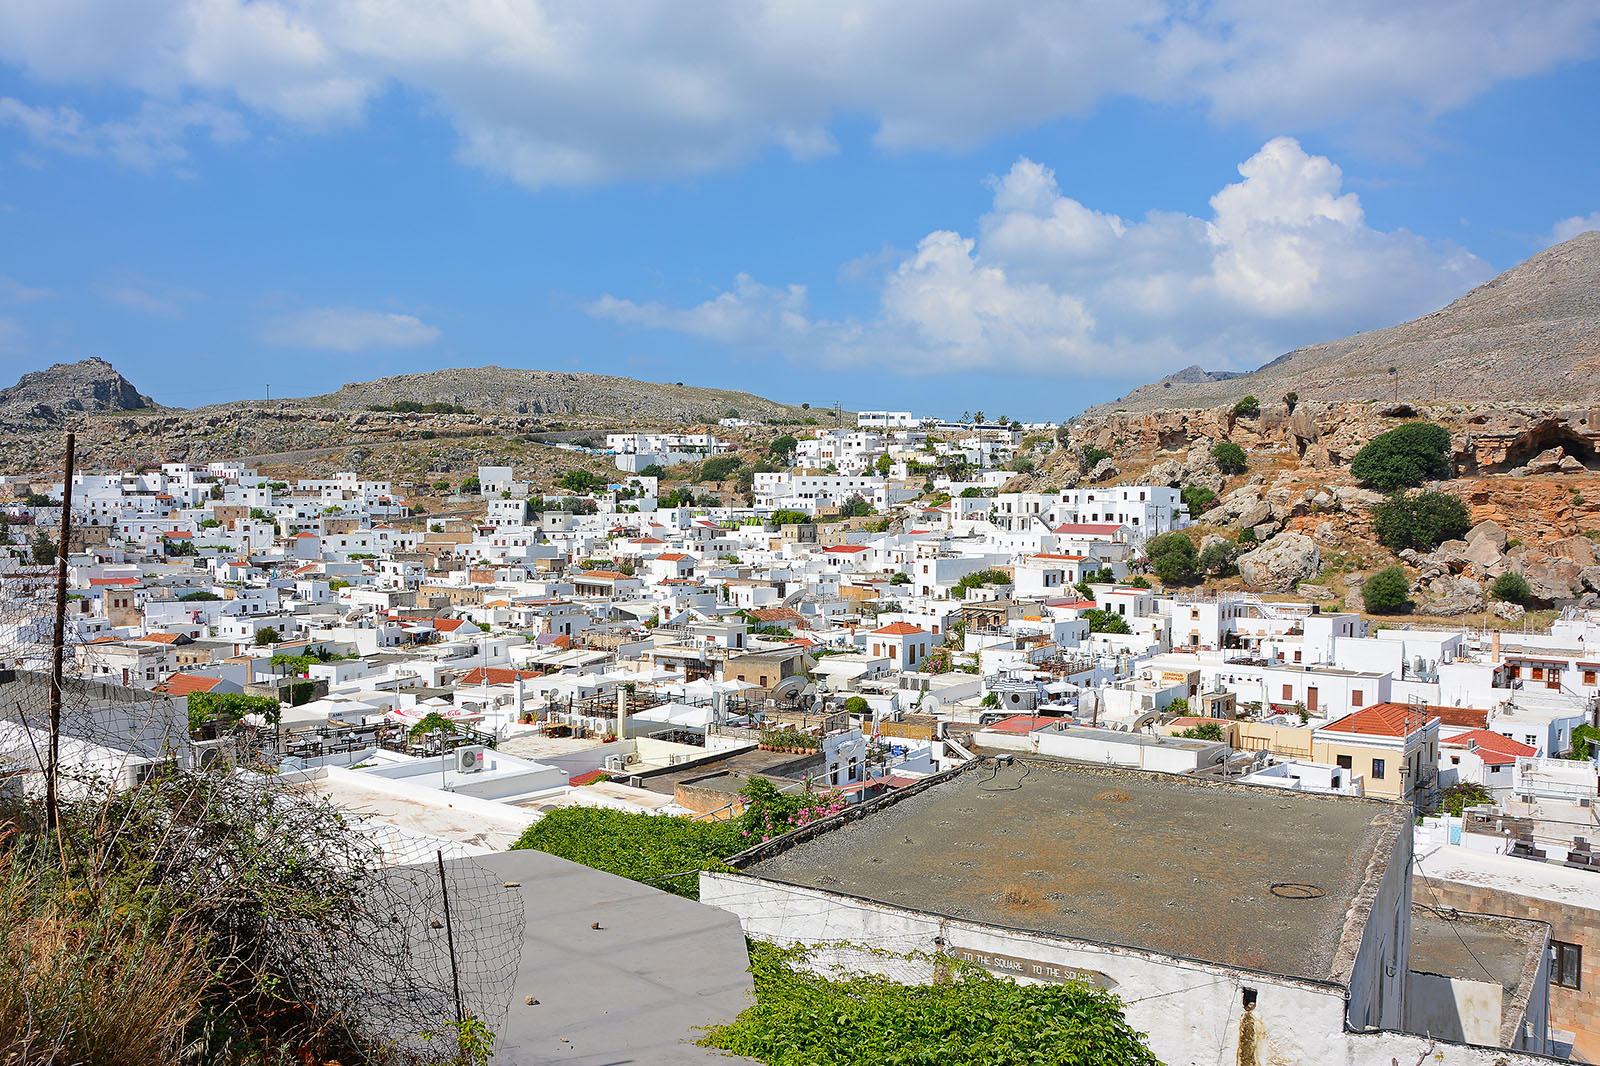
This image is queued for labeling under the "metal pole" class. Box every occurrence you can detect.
[436,849,465,1027]
[46,431,76,833]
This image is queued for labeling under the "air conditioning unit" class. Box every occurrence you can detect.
[454,745,487,774]
[622,752,640,768]
[603,754,625,772]
[192,736,237,772]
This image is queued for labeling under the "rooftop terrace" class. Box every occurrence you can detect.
[735,759,1409,984]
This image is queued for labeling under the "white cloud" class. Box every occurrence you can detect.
[0,315,22,352]
[0,96,245,169]
[0,275,51,303]
[0,1,1594,186]
[96,274,203,317]
[1549,212,1600,244]
[591,138,1491,378]
[260,307,441,351]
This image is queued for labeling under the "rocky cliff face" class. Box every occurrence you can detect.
[0,357,156,425]
[1083,230,1600,416]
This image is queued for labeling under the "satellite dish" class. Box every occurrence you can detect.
[920,695,943,716]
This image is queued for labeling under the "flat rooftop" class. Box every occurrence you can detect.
[736,760,1408,984]
[1409,904,1548,1047]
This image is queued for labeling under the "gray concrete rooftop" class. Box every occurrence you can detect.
[465,849,758,1065]
[738,759,1408,984]
[1409,904,1548,1047]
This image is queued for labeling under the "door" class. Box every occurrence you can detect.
[1306,687,1318,712]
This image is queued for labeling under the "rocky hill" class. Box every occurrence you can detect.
[1082,230,1600,416]
[0,357,156,425]
[297,366,812,422]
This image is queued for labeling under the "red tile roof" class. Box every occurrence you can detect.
[823,545,870,553]
[88,577,141,587]
[457,667,542,685]
[979,714,1052,734]
[1320,702,1437,739]
[432,618,470,632]
[1421,704,1490,730]
[873,622,927,636]
[160,673,222,696]
[568,769,612,786]
[1442,729,1536,766]
[657,552,692,562]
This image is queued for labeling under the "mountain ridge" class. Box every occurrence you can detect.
[1080,230,1600,417]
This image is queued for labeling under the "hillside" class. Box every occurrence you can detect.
[1082,230,1600,416]
[294,366,812,422]
[0,357,156,425]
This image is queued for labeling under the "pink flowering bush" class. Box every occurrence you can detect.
[737,777,846,841]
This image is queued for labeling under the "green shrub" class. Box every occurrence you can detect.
[1177,722,1224,742]
[1084,609,1131,634]
[459,475,481,494]
[700,455,743,482]
[1232,395,1260,418]
[1490,571,1531,604]
[1362,566,1412,614]
[844,696,870,715]
[1199,540,1239,576]
[1210,441,1248,475]
[1349,423,1454,489]
[1372,492,1470,552]
[1081,446,1111,469]
[1283,391,1299,413]
[1145,532,1199,585]
[559,469,604,494]
[1433,782,1493,817]
[512,808,743,900]
[702,942,1161,1066]
[770,510,810,525]
[1181,484,1216,516]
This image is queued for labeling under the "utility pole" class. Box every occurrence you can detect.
[46,432,76,833]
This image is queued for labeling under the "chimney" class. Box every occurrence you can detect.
[1492,630,1501,665]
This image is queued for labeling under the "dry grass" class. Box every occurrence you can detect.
[0,849,212,1066]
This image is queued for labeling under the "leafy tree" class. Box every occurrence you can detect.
[459,475,481,494]
[768,435,799,463]
[769,509,810,525]
[1081,446,1111,469]
[1490,571,1532,604]
[1181,484,1216,516]
[638,463,666,480]
[700,455,742,482]
[1123,575,1151,589]
[408,711,458,741]
[180,590,221,602]
[889,572,910,585]
[431,479,451,492]
[31,532,57,566]
[875,453,893,476]
[1083,609,1131,634]
[1199,540,1240,576]
[249,507,276,521]
[1210,441,1248,475]
[1232,395,1260,418]
[559,469,604,494]
[1434,782,1493,816]
[953,569,1010,598]
[254,627,281,646]
[839,494,873,518]
[1005,456,1035,474]
[1145,532,1199,585]
[1283,391,1299,413]
[188,691,280,736]
[1362,566,1412,614]
[1349,422,1454,489]
[843,696,870,715]
[1568,724,1600,761]
[1177,722,1225,742]
[1372,492,1470,552]
[959,486,984,498]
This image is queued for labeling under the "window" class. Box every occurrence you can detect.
[1586,670,1597,686]
[1554,941,1582,989]
[1351,689,1363,707]
[1526,735,1538,747]
[1282,685,1294,700]
[1372,758,1386,780]
[1336,754,1353,770]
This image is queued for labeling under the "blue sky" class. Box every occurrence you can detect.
[0,3,1597,420]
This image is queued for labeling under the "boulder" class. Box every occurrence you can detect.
[1465,520,1508,550]
[1559,455,1588,473]
[1419,577,1485,617]
[1547,535,1598,568]
[1314,521,1339,545]
[1581,566,1600,593]
[1526,447,1566,474]
[1237,532,1323,592]
[1089,458,1119,482]
[1461,536,1504,573]
[1492,601,1526,622]
[1300,584,1336,601]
